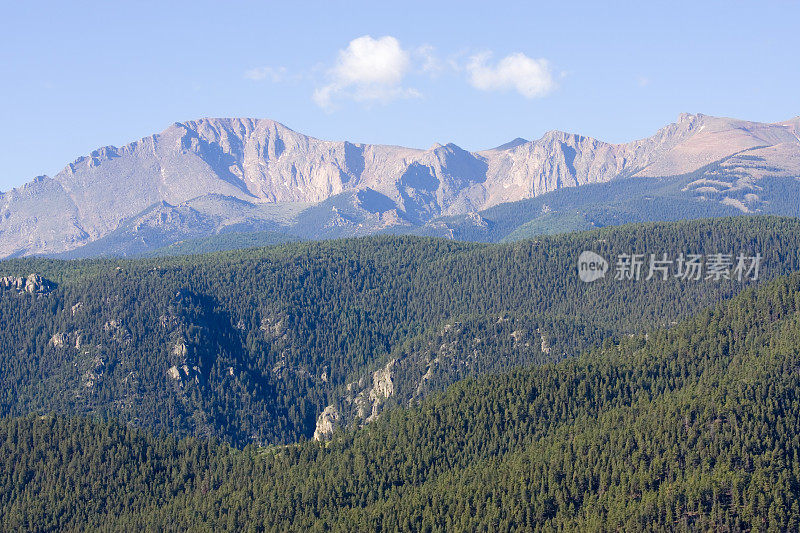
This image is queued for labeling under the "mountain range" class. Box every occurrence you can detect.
[2,113,799,258]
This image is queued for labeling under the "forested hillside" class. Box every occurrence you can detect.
[4,266,800,530]
[1,216,799,446]
[418,167,800,243]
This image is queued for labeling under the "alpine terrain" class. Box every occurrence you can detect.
[2,113,799,258]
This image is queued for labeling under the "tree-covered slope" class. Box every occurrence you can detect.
[418,169,800,244]
[4,269,800,530]
[1,217,799,447]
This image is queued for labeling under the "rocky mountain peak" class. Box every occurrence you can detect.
[490,137,530,151]
[2,113,799,258]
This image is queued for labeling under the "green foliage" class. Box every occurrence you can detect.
[4,270,800,530]
[143,230,301,257]
[1,217,799,448]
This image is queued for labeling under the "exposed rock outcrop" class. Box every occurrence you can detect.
[353,358,397,423]
[313,314,589,439]
[0,273,55,294]
[49,333,67,348]
[83,356,105,389]
[313,405,341,441]
[313,358,397,441]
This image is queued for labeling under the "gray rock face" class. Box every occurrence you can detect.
[0,273,55,294]
[2,114,799,257]
[312,313,575,438]
[313,358,396,441]
[313,405,341,441]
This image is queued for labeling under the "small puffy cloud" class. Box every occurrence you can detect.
[313,35,420,109]
[244,66,287,82]
[466,52,556,98]
[333,35,409,85]
[637,76,651,87]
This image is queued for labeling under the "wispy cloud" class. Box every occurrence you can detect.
[313,35,421,110]
[466,52,556,99]
[244,66,287,82]
[415,45,442,75]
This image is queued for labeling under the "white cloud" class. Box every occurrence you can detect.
[244,66,287,82]
[334,35,409,85]
[416,45,442,74]
[637,76,651,87]
[466,52,556,98]
[313,35,420,109]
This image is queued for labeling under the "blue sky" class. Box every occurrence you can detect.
[1,0,798,191]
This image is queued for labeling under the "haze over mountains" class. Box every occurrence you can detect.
[1,113,799,258]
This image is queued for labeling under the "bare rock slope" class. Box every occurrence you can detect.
[2,113,799,257]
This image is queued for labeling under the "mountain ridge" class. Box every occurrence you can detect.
[2,113,799,258]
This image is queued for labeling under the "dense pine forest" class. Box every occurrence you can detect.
[1,217,799,446]
[2,216,800,530]
[3,261,800,530]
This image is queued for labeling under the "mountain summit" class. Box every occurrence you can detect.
[1,114,799,257]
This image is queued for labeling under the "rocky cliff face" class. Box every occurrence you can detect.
[311,314,593,440]
[2,114,799,257]
[0,273,55,294]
